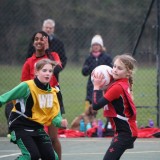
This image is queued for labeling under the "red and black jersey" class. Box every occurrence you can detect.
[103,78,138,137]
[92,78,138,137]
[21,52,62,87]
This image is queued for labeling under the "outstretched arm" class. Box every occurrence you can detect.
[0,82,29,107]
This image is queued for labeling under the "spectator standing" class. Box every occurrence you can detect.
[92,54,138,160]
[82,34,112,111]
[42,19,67,77]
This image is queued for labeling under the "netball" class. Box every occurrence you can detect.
[91,65,113,87]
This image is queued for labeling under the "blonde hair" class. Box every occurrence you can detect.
[113,54,137,90]
[34,59,56,71]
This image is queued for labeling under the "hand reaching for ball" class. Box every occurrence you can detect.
[93,72,106,90]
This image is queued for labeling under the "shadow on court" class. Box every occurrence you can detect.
[0,137,160,160]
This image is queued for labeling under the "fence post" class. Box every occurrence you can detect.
[156,0,160,127]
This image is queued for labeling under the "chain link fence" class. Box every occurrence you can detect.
[0,0,159,136]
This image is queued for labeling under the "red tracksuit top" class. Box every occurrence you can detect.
[103,78,138,137]
[21,52,61,87]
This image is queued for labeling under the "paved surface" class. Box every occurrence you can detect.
[0,137,160,160]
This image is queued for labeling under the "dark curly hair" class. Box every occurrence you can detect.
[26,31,51,59]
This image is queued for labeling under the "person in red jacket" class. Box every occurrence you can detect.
[21,31,61,86]
[92,54,138,160]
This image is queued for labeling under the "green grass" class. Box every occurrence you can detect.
[0,64,158,135]
[134,67,157,106]
[133,66,157,127]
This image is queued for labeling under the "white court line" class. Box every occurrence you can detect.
[0,138,159,159]
[0,137,160,143]
[0,150,159,158]
[0,153,20,158]
[126,151,160,154]
[62,150,160,156]
[60,139,160,143]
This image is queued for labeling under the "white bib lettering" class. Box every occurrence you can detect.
[38,94,53,108]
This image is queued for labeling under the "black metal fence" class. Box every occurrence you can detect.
[0,0,159,136]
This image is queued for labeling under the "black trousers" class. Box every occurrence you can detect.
[10,128,56,160]
[103,134,136,160]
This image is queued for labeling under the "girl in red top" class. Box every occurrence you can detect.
[92,54,138,160]
[21,31,62,87]
[21,31,63,160]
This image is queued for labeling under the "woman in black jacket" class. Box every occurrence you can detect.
[82,34,112,110]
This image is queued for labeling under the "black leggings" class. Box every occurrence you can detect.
[11,128,56,160]
[103,135,136,160]
[5,102,13,120]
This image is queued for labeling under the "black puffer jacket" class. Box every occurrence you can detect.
[82,52,112,103]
